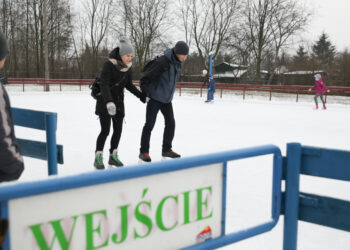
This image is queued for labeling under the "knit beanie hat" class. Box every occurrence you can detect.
[118,36,134,56]
[314,74,321,81]
[174,41,189,55]
[0,31,8,61]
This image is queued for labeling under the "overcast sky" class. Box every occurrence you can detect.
[301,0,350,51]
[73,0,350,53]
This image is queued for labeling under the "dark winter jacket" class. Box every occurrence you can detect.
[96,48,143,116]
[0,83,24,182]
[140,49,182,103]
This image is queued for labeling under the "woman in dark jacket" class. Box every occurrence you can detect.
[94,37,145,169]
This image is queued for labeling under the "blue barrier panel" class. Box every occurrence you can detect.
[0,144,282,250]
[11,107,63,175]
[282,143,350,250]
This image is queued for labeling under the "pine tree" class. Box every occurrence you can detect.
[312,32,336,66]
[293,45,308,63]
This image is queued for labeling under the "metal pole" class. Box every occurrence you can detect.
[209,52,213,75]
[283,143,302,250]
[45,113,58,175]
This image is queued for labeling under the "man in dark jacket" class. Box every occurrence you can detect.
[0,31,24,182]
[139,41,189,162]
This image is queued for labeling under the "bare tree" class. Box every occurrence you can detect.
[119,0,169,73]
[266,0,310,84]
[82,0,113,73]
[42,0,50,90]
[178,0,193,47]
[244,0,310,83]
[184,0,240,68]
[244,0,276,83]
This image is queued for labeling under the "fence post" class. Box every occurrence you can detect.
[45,113,58,175]
[283,143,301,250]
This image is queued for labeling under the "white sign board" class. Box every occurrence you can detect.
[9,163,223,249]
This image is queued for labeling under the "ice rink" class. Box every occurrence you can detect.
[7,89,350,250]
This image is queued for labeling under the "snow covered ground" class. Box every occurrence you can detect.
[6,88,350,250]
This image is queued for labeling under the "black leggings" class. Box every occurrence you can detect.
[95,104,124,154]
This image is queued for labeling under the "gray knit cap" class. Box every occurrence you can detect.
[118,36,134,56]
[0,31,8,61]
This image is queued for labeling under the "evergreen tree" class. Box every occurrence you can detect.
[312,32,336,66]
[293,45,308,63]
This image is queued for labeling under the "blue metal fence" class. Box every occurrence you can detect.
[282,143,350,250]
[0,142,349,249]
[0,144,282,250]
[11,108,64,175]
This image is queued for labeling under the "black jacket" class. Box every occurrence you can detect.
[0,83,24,182]
[140,49,181,103]
[96,48,143,116]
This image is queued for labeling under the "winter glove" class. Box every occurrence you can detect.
[308,88,312,92]
[146,97,150,103]
[106,102,116,116]
[327,89,330,93]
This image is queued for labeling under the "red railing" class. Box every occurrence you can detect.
[7,78,350,102]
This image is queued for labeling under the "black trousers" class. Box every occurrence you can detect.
[140,99,175,153]
[95,102,124,154]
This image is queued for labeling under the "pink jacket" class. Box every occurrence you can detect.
[312,78,328,94]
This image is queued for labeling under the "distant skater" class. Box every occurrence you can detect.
[202,69,215,103]
[308,74,330,109]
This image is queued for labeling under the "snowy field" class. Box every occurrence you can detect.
[6,87,350,250]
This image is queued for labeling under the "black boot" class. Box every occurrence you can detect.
[94,151,105,170]
[162,150,181,158]
[139,152,152,162]
[108,149,124,167]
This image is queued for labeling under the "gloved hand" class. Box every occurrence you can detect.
[308,88,312,92]
[327,89,330,93]
[146,97,150,103]
[106,102,116,116]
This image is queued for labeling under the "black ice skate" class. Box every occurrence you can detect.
[162,150,181,160]
[94,151,105,170]
[139,152,152,163]
[108,149,124,168]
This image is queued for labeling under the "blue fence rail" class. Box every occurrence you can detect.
[11,108,64,175]
[282,143,350,250]
[0,145,282,250]
[0,142,349,249]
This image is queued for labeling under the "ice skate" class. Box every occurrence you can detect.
[94,151,105,170]
[162,150,181,160]
[108,149,124,168]
[323,105,327,110]
[139,152,151,163]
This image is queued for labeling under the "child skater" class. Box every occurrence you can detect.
[308,73,330,109]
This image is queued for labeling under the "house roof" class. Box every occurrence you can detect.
[284,70,325,75]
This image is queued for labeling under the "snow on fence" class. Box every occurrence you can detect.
[6,78,350,102]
